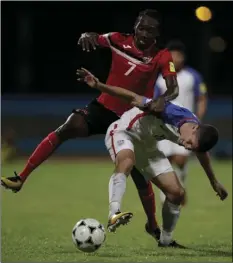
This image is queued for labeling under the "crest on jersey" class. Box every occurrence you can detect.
[200,83,207,94]
[169,62,176,72]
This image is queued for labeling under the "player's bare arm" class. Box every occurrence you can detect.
[163,75,179,102]
[196,94,208,120]
[77,68,167,113]
[77,68,149,108]
[78,32,99,52]
[195,151,228,200]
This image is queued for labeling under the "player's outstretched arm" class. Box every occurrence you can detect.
[77,32,116,52]
[195,152,228,201]
[78,32,100,52]
[76,68,148,108]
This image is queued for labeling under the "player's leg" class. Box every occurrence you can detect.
[140,153,185,248]
[1,112,89,192]
[151,170,186,248]
[105,129,134,232]
[130,168,160,240]
[170,153,189,205]
[170,154,189,187]
[1,100,116,192]
[157,140,172,203]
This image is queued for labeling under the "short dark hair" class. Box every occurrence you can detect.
[166,40,186,54]
[197,124,219,152]
[138,9,161,24]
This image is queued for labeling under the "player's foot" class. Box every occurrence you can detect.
[145,222,161,242]
[1,172,23,193]
[158,240,186,249]
[107,211,133,233]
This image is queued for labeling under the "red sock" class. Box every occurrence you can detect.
[138,182,158,230]
[19,132,60,182]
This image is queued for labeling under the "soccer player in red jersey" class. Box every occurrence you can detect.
[2,9,180,246]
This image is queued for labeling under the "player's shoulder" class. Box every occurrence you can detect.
[130,106,144,115]
[156,48,171,58]
[151,48,172,63]
[165,102,198,119]
[124,107,144,119]
[184,66,203,80]
[157,48,170,55]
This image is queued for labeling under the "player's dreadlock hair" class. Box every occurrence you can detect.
[197,124,219,152]
[166,40,186,55]
[138,9,161,24]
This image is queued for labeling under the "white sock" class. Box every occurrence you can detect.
[160,229,173,245]
[108,173,127,218]
[161,199,180,245]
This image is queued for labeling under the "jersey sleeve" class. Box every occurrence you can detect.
[161,102,199,129]
[191,69,207,98]
[159,49,177,78]
[97,32,122,48]
[185,67,207,98]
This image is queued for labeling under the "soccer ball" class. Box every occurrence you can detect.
[72,218,106,253]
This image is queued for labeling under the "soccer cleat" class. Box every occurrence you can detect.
[107,211,133,233]
[1,172,23,193]
[145,222,161,242]
[158,240,187,249]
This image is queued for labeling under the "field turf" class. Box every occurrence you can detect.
[1,158,232,262]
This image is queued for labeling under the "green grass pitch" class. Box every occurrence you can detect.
[1,158,232,262]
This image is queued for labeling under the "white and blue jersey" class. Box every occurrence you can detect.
[105,102,199,178]
[106,102,199,148]
[154,67,207,112]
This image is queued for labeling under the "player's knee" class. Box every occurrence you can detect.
[115,149,135,175]
[167,187,185,205]
[115,157,135,176]
[55,113,89,141]
[173,155,187,169]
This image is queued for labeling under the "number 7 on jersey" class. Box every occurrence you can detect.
[124,61,136,76]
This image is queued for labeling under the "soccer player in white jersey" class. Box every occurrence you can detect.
[155,40,208,203]
[76,68,228,248]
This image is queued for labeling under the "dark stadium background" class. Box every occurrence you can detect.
[1,1,232,157]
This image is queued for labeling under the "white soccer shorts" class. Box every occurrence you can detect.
[105,123,173,181]
[157,139,191,157]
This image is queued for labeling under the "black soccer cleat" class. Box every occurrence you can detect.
[1,172,23,193]
[158,240,187,249]
[145,222,161,242]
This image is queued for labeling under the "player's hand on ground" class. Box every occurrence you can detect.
[76,68,99,88]
[77,32,99,52]
[211,180,228,200]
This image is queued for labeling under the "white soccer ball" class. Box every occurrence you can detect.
[72,218,106,253]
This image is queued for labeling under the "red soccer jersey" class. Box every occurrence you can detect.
[97,32,176,116]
